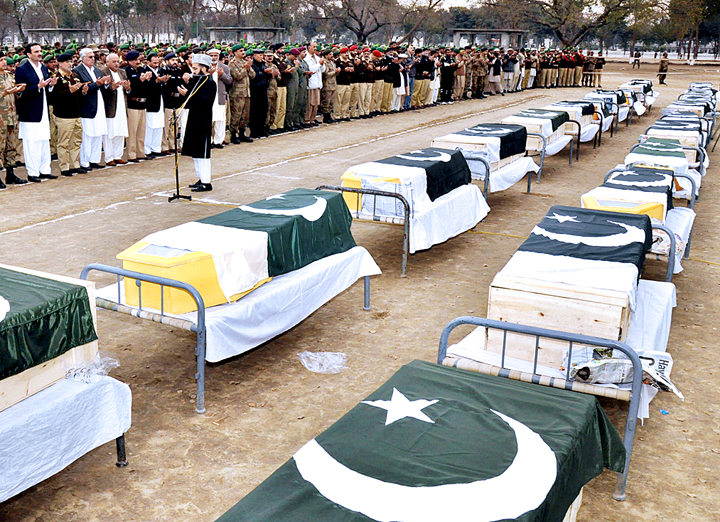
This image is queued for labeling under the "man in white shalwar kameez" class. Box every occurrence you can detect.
[102,53,129,164]
[15,43,57,181]
[74,48,110,169]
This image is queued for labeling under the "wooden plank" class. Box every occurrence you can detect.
[0,265,99,412]
[491,274,630,308]
[486,286,628,369]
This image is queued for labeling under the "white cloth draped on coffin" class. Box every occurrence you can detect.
[98,246,381,362]
[500,116,553,137]
[140,222,269,302]
[462,150,539,193]
[0,376,131,503]
[495,251,640,310]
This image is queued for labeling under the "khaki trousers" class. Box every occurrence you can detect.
[411,79,427,106]
[371,80,384,112]
[358,83,372,115]
[595,71,602,87]
[127,109,146,159]
[334,84,351,119]
[574,66,583,86]
[55,117,82,171]
[453,75,465,100]
[348,83,360,117]
[381,82,393,112]
[273,86,287,129]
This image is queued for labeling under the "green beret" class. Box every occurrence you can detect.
[333,50,340,56]
[147,51,157,58]
[119,43,130,50]
[43,54,55,63]
[178,45,188,52]
[231,44,244,52]
[5,57,14,65]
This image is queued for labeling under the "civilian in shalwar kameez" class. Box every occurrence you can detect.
[180,53,216,193]
[73,47,111,169]
[15,43,58,182]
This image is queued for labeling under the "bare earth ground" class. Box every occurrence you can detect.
[1,62,719,522]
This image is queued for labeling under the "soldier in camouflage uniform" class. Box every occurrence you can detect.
[285,49,300,130]
[294,48,309,128]
[0,56,22,184]
[264,50,279,133]
[228,45,255,143]
[320,49,337,123]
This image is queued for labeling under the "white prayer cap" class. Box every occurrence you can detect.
[193,53,212,67]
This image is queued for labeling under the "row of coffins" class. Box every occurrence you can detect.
[1,80,685,520]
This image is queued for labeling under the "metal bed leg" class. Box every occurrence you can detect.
[195,328,207,414]
[614,389,639,501]
[401,209,409,278]
[569,139,574,166]
[363,276,371,311]
[116,435,128,468]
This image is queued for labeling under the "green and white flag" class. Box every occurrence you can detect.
[217,360,625,522]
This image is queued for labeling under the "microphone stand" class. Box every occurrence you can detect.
[168,75,209,203]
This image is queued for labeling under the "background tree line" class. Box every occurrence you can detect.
[1,0,719,58]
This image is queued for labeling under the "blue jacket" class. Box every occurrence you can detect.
[15,61,50,123]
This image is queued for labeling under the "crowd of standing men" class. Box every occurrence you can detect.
[0,40,607,192]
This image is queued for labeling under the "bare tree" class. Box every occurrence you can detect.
[315,0,396,43]
[395,0,445,44]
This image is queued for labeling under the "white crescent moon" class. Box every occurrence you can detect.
[532,220,645,247]
[396,151,452,163]
[0,295,9,322]
[239,196,328,222]
[293,409,557,522]
[608,173,673,187]
[464,126,513,134]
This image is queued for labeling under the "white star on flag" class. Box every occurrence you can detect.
[546,213,579,224]
[362,388,439,426]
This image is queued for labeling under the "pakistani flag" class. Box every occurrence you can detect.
[549,101,596,116]
[518,205,653,271]
[198,188,355,277]
[513,109,569,132]
[0,267,97,380]
[216,360,625,522]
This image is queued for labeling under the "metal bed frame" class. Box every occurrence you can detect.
[80,263,373,414]
[436,316,643,501]
[604,167,697,262]
[458,146,539,195]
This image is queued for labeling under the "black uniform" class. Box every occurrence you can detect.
[181,74,217,159]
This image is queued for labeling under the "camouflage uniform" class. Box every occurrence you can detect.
[228,57,255,139]
[265,60,278,128]
[0,71,20,168]
[320,57,337,116]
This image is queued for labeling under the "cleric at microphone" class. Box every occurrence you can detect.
[180,53,217,193]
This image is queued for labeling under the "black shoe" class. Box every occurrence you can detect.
[39,173,58,179]
[231,136,242,144]
[61,170,74,177]
[501,92,505,96]
[89,162,104,169]
[16,161,24,167]
[77,167,91,173]
[27,175,42,183]
[5,169,27,184]
[0,178,5,189]
[51,153,58,161]
[142,155,154,160]
[213,143,224,149]
[191,182,212,192]
[323,114,335,123]
[189,180,203,188]
[239,134,253,143]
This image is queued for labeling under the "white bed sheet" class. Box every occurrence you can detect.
[534,134,573,156]
[579,123,600,143]
[653,207,696,273]
[432,134,502,162]
[463,152,539,193]
[98,247,382,363]
[624,151,689,176]
[446,279,676,421]
[501,116,553,137]
[0,376,132,503]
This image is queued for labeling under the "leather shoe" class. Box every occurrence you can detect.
[128,158,140,163]
[5,170,27,184]
[89,162,104,169]
[231,136,242,144]
[114,159,127,165]
[27,175,42,183]
[189,180,203,188]
[39,173,58,179]
[0,178,5,189]
[240,135,253,143]
[61,170,74,177]
[191,183,212,192]
[77,167,91,174]
[106,161,116,167]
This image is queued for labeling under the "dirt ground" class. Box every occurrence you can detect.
[1,62,719,522]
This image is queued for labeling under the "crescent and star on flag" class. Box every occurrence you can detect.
[293,387,558,522]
